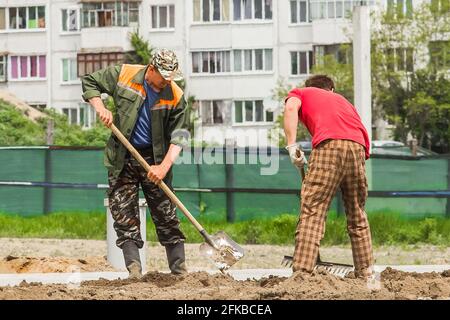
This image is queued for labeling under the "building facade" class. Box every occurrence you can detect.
[0,0,442,146]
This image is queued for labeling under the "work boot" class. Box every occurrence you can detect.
[165,242,188,275]
[122,240,143,279]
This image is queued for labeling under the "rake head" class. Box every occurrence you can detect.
[282,255,354,278]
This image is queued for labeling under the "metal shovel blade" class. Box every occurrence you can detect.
[199,231,245,271]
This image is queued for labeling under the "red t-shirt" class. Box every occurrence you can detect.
[286,87,370,159]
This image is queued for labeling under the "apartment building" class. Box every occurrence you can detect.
[0,0,445,145]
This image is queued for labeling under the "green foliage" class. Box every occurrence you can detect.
[273,3,449,152]
[311,53,354,103]
[126,31,154,65]
[0,99,110,147]
[40,109,110,147]
[1,211,450,246]
[0,99,45,145]
[371,2,450,152]
[0,212,106,239]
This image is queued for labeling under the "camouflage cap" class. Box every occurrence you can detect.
[150,48,183,81]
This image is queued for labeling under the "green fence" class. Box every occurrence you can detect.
[0,146,448,220]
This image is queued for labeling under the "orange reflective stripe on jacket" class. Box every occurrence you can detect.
[152,81,183,110]
[117,64,146,98]
[118,64,183,110]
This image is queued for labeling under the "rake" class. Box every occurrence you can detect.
[281,254,354,278]
[281,148,354,278]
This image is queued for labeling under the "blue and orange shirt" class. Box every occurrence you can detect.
[130,81,159,148]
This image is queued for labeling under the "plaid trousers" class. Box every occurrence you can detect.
[292,139,374,276]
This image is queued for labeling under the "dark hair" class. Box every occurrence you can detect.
[305,75,335,91]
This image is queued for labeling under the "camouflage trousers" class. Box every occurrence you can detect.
[107,148,186,249]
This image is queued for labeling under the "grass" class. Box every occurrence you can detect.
[0,211,450,246]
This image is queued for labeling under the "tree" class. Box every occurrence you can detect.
[126,31,154,65]
[403,71,450,152]
[370,2,450,152]
[272,2,449,152]
[311,46,354,103]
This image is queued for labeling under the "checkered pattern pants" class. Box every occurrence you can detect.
[292,139,374,276]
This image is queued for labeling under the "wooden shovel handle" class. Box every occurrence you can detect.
[109,124,205,233]
[295,148,306,180]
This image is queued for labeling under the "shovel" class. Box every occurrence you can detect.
[108,123,244,272]
[282,147,354,278]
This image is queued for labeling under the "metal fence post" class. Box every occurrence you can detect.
[225,140,235,222]
[43,147,52,214]
[447,158,450,217]
[336,192,344,217]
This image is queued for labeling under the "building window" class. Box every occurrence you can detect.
[79,102,97,128]
[233,49,272,72]
[151,5,175,29]
[29,103,46,110]
[62,105,96,127]
[81,1,139,28]
[0,8,5,30]
[192,49,272,74]
[198,100,227,125]
[387,0,413,18]
[290,0,309,23]
[62,8,80,32]
[309,0,376,20]
[233,0,272,21]
[385,48,414,72]
[193,0,230,22]
[62,58,78,83]
[77,52,125,77]
[429,41,449,70]
[0,56,6,81]
[192,51,231,74]
[9,55,46,80]
[397,48,414,72]
[3,6,46,30]
[314,44,352,65]
[290,51,313,75]
[234,100,273,124]
[62,108,79,126]
[431,0,449,15]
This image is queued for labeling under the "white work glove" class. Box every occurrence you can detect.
[286,144,307,169]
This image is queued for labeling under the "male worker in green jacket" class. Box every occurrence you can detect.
[82,49,189,278]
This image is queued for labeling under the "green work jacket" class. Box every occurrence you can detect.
[81,64,188,180]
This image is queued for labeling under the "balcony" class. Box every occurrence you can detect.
[80,26,134,51]
[311,19,350,45]
[79,0,140,51]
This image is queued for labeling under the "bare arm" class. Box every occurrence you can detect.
[160,144,182,171]
[148,144,182,184]
[283,97,302,145]
[88,97,113,127]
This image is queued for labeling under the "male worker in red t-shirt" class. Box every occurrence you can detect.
[284,75,374,278]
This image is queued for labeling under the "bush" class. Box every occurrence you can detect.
[0,99,110,147]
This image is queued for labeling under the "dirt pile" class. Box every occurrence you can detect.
[0,256,114,273]
[0,269,449,300]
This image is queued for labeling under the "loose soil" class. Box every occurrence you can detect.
[0,268,449,300]
[0,238,449,300]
